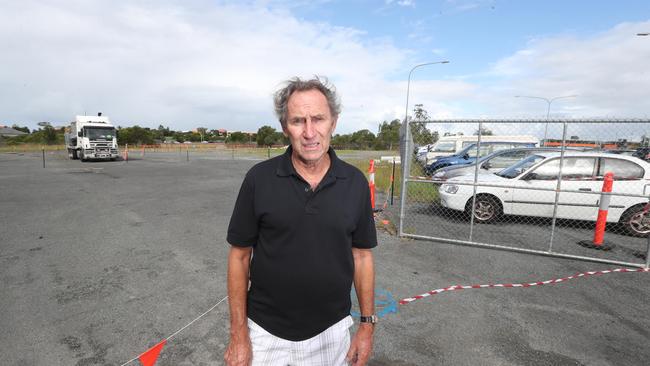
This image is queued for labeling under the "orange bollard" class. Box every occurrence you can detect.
[593,172,614,246]
[368,160,376,210]
[579,172,615,250]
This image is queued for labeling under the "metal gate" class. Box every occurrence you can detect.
[399,119,650,268]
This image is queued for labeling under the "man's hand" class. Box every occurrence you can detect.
[346,323,374,366]
[224,327,252,366]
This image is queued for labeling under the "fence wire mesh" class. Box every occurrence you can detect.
[400,119,650,267]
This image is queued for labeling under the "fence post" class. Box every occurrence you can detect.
[547,121,568,252]
[390,158,396,206]
[468,121,483,241]
[645,226,650,269]
[125,143,129,163]
[42,147,45,168]
[398,121,411,236]
[368,160,376,210]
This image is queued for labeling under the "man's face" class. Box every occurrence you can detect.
[283,89,337,165]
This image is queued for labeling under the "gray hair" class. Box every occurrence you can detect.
[273,76,341,128]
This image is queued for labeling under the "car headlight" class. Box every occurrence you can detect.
[441,184,459,194]
[433,171,446,179]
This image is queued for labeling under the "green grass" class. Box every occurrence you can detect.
[344,158,439,204]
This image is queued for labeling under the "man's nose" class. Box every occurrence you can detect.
[303,119,316,138]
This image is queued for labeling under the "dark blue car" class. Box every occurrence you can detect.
[424,141,537,175]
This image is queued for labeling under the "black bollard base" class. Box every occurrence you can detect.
[576,240,616,251]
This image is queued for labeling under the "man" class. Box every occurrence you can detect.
[224,77,377,366]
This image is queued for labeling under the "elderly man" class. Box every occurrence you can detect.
[224,77,377,366]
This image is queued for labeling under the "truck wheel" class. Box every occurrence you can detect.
[72,149,78,160]
[80,150,86,162]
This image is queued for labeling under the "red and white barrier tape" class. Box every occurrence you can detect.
[399,268,649,305]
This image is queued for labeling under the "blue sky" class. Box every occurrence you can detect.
[1,0,649,136]
[289,0,650,76]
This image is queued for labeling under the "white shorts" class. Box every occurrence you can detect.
[248,316,354,366]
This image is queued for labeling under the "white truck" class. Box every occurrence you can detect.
[65,114,119,161]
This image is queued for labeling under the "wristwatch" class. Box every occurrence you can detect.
[360,315,378,324]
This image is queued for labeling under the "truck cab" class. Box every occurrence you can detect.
[65,114,119,161]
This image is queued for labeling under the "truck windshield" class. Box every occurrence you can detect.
[85,127,115,140]
[432,141,456,152]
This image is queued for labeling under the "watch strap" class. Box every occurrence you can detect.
[360,315,377,324]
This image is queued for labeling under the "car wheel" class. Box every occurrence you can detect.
[620,204,650,237]
[466,195,502,224]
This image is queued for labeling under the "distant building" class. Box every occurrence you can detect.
[0,126,28,137]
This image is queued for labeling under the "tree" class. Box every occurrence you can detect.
[117,126,155,145]
[196,127,208,142]
[350,129,376,150]
[227,131,249,144]
[331,133,352,149]
[11,124,30,134]
[474,127,493,136]
[374,119,400,150]
[410,104,434,145]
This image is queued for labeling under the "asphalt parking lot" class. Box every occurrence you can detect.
[1,151,649,366]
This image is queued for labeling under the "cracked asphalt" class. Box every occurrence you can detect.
[1,150,649,365]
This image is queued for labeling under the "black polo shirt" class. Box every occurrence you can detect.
[227,146,377,341]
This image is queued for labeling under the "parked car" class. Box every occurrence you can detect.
[634,147,650,162]
[421,134,539,166]
[431,147,588,181]
[438,152,650,236]
[425,141,538,175]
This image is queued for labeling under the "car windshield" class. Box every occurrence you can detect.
[85,127,115,140]
[432,141,456,152]
[496,154,545,179]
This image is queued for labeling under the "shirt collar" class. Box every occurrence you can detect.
[276,145,347,179]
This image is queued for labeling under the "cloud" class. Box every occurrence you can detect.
[487,20,650,119]
[385,0,416,7]
[0,0,408,133]
[1,1,648,143]
[411,20,650,140]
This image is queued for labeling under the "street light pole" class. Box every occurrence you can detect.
[515,94,577,144]
[399,60,449,236]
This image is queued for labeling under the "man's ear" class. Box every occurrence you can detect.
[330,118,338,135]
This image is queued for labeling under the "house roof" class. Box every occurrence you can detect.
[0,127,28,137]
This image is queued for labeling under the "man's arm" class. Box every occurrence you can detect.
[346,248,375,366]
[224,245,253,366]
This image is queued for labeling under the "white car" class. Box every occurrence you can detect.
[439,152,650,236]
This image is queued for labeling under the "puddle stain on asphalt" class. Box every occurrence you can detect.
[53,266,126,305]
[60,323,114,366]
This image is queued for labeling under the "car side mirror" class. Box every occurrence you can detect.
[77,132,82,137]
[481,162,491,170]
[522,173,538,181]
[463,153,470,159]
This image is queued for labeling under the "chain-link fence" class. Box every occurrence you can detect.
[399,119,650,268]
